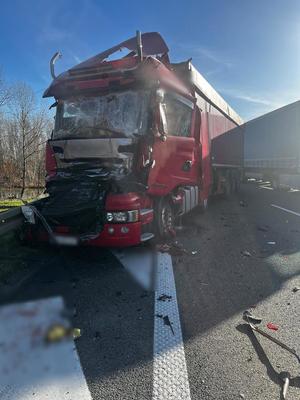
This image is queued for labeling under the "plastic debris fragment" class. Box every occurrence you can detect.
[157,294,172,302]
[241,250,251,257]
[72,328,81,339]
[45,324,81,342]
[266,323,278,331]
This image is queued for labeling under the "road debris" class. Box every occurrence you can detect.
[241,250,251,257]
[156,241,188,255]
[156,243,171,253]
[157,294,172,302]
[45,324,81,343]
[191,250,198,255]
[292,286,300,293]
[73,328,81,339]
[155,314,175,335]
[267,241,276,245]
[239,393,245,399]
[267,322,279,331]
[243,310,262,324]
[257,225,269,232]
[163,315,174,335]
[243,311,300,364]
[280,372,290,399]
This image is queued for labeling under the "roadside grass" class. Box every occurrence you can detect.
[0,232,40,284]
[0,199,35,212]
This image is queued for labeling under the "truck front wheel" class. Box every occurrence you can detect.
[155,197,175,238]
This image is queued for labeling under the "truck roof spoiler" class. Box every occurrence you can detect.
[70,32,169,72]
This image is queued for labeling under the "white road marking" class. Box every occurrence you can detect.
[153,252,191,400]
[0,297,92,400]
[259,185,274,190]
[271,204,300,217]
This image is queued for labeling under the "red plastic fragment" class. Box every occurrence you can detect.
[267,322,279,331]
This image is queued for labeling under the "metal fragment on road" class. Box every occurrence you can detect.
[281,372,290,399]
[243,310,262,324]
[153,252,191,400]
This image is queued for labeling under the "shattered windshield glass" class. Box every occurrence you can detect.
[54,90,151,139]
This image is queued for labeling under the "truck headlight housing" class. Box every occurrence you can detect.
[106,210,139,223]
[21,205,35,224]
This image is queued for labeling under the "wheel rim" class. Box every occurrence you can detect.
[160,203,173,235]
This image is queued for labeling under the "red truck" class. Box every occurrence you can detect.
[24,32,243,247]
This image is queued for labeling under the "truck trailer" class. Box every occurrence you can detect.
[23,32,243,247]
[244,100,300,189]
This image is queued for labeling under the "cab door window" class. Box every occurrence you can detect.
[164,93,193,137]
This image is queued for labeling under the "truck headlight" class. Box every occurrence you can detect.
[106,212,114,222]
[106,210,139,223]
[112,212,128,223]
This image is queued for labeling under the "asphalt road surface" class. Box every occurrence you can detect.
[1,182,300,399]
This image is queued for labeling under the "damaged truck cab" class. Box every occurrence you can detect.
[27,32,243,247]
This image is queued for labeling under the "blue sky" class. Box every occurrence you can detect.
[1,0,300,121]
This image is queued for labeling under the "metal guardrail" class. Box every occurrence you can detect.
[0,200,44,237]
[0,207,23,236]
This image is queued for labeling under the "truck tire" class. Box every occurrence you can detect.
[224,174,232,196]
[155,197,175,239]
[198,197,208,213]
[272,176,279,190]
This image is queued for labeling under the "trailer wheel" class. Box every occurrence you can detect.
[155,197,175,238]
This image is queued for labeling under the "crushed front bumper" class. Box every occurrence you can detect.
[27,221,142,248]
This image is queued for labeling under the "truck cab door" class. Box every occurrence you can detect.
[147,92,199,196]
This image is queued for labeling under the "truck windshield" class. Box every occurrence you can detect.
[54,90,151,139]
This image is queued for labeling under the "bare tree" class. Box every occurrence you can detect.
[0,69,11,180]
[9,83,50,198]
[0,68,10,108]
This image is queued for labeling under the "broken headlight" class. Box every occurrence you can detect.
[106,210,139,223]
[21,206,36,224]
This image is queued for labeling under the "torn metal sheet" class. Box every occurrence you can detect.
[70,32,169,71]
